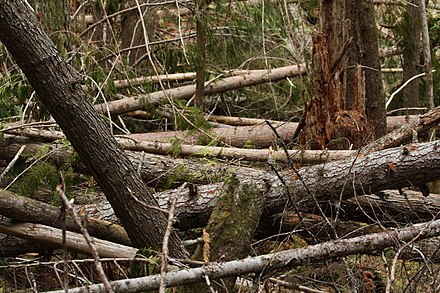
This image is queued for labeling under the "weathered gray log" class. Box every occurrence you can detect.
[94,65,306,115]
[0,221,137,258]
[48,218,440,293]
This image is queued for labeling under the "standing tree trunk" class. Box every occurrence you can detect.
[121,0,157,67]
[401,0,422,114]
[304,0,386,149]
[0,0,186,258]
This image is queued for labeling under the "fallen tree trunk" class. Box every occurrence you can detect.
[94,65,306,115]
[364,106,440,152]
[2,137,440,227]
[0,189,131,246]
[0,233,49,257]
[0,221,137,258]
[48,218,440,292]
[2,127,354,164]
[153,140,440,227]
[2,114,424,150]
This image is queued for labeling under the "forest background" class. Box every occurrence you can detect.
[1,0,440,292]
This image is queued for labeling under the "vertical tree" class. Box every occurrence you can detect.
[121,0,157,66]
[401,0,422,114]
[0,0,186,258]
[303,0,386,149]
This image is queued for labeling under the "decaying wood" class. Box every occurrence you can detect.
[0,221,137,258]
[0,189,131,246]
[48,219,440,293]
[94,65,306,115]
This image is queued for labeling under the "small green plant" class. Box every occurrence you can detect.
[167,136,183,157]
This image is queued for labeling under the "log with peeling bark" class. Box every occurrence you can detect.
[94,65,306,115]
[48,219,440,292]
[0,221,137,258]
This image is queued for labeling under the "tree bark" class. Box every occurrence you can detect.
[0,0,186,257]
[352,0,387,138]
[401,0,421,113]
[0,188,131,246]
[152,140,440,228]
[305,0,386,149]
[120,0,156,66]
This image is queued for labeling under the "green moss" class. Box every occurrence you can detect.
[165,164,188,188]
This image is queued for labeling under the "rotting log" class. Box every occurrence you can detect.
[2,137,440,227]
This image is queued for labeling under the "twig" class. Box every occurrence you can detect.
[385,71,435,109]
[57,173,114,293]
[268,277,326,293]
[159,183,187,292]
[0,145,25,184]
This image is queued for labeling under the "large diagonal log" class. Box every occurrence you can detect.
[0,0,185,256]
